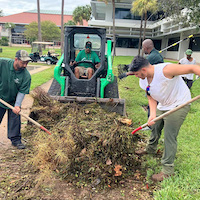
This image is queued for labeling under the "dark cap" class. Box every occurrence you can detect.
[16,50,31,61]
[85,41,92,49]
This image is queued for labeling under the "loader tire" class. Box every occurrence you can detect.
[48,78,61,96]
[104,76,119,98]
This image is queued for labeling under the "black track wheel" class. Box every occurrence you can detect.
[48,78,61,96]
[104,76,119,98]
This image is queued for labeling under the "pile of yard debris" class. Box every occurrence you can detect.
[24,88,140,188]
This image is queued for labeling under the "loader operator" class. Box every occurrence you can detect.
[70,41,100,79]
[129,56,200,182]
[0,50,31,149]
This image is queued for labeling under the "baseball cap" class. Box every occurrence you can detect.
[15,50,31,61]
[185,49,192,55]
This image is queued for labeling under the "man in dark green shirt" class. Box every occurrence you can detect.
[0,50,31,149]
[70,41,100,79]
[118,39,163,79]
[142,39,164,64]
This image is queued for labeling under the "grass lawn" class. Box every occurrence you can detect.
[0,45,61,59]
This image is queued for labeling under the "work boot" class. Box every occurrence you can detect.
[151,172,173,182]
[135,148,148,155]
[12,142,26,149]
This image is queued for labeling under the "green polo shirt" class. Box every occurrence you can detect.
[75,50,100,68]
[147,48,164,65]
[0,58,31,108]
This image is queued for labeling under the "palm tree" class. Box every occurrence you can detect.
[73,5,91,25]
[37,0,42,55]
[131,0,158,55]
[61,0,64,54]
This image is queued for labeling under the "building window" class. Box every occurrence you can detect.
[115,8,141,20]
[189,36,200,51]
[116,38,139,48]
[152,39,162,51]
[167,37,180,51]
[115,8,165,21]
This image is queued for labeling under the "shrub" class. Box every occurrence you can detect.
[0,36,9,46]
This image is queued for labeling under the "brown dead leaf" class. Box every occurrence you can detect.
[85,110,90,114]
[134,172,141,180]
[106,158,112,165]
[114,164,122,176]
[119,118,132,126]
[80,148,86,156]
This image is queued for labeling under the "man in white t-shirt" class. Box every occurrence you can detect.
[129,56,200,182]
[179,49,196,89]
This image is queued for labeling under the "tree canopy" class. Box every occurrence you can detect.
[24,21,61,43]
[158,0,200,26]
[73,5,91,25]
[64,20,76,26]
[4,22,16,29]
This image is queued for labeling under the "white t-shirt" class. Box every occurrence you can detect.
[139,63,191,110]
[179,57,196,80]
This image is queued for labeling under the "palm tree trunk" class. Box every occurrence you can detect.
[112,0,116,60]
[138,14,143,56]
[37,0,42,55]
[142,11,147,41]
[61,0,64,54]
[142,12,147,56]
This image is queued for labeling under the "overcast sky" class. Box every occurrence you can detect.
[0,0,91,16]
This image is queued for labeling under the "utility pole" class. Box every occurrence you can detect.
[61,0,64,55]
[37,0,42,55]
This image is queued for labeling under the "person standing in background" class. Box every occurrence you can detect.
[178,49,196,89]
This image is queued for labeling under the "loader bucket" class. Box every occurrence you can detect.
[49,96,126,116]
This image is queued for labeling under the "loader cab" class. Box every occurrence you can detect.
[62,26,108,97]
[63,26,107,79]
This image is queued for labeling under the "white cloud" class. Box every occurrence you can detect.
[0,0,91,16]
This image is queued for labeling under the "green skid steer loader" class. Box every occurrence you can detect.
[48,26,125,115]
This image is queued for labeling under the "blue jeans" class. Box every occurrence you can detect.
[0,106,21,144]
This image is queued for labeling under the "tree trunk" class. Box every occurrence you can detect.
[112,0,116,60]
[138,14,143,56]
[142,12,147,56]
[37,0,42,55]
[61,0,64,54]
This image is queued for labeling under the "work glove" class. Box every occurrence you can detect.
[118,73,128,79]
[123,64,129,72]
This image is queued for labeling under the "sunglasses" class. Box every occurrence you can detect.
[146,85,150,96]
[86,45,91,49]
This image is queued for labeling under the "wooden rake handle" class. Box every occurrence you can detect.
[0,98,51,135]
[131,95,200,135]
